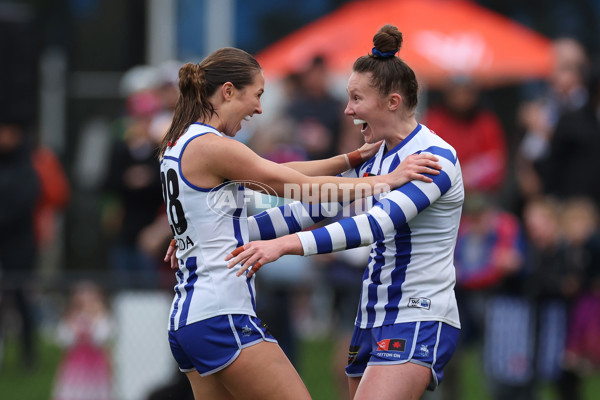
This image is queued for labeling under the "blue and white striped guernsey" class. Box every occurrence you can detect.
[248,124,463,329]
[160,123,256,331]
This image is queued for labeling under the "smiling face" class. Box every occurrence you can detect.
[222,71,265,137]
[344,71,394,144]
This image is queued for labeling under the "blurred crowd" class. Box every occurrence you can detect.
[2,29,600,400]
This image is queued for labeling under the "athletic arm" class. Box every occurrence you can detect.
[282,141,381,176]
[246,151,446,241]
[227,149,460,276]
[190,136,441,201]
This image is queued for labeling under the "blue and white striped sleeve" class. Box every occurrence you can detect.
[247,201,345,241]
[247,165,361,241]
[296,147,460,255]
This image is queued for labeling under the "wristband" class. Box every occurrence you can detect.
[343,154,351,169]
[346,150,363,168]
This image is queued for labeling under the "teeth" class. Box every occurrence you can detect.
[243,115,251,121]
[353,119,366,126]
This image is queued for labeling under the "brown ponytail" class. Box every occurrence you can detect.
[159,47,261,157]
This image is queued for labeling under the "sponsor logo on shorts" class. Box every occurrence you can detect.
[376,338,406,352]
[417,344,429,357]
[241,325,253,337]
[408,297,431,310]
[348,345,361,364]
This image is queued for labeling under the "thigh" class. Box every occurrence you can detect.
[354,362,430,400]
[369,321,459,391]
[186,371,235,400]
[217,341,311,400]
[348,376,361,399]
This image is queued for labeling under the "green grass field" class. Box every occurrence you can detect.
[1,337,598,400]
[0,337,62,400]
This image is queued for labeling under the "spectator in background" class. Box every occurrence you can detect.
[284,55,345,161]
[32,140,70,251]
[52,281,114,400]
[423,75,507,194]
[481,197,558,400]
[103,86,166,289]
[247,72,307,164]
[448,192,525,400]
[150,60,181,143]
[513,38,590,208]
[483,197,581,400]
[519,38,589,162]
[524,197,588,400]
[536,61,600,207]
[559,197,600,400]
[566,199,600,370]
[0,118,39,371]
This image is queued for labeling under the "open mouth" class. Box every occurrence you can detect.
[353,118,368,132]
[243,115,251,121]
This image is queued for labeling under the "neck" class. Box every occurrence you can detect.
[384,117,419,151]
[200,115,223,132]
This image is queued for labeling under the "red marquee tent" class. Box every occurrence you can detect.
[255,0,554,87]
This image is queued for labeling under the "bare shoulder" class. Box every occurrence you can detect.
[181,133,239,187]
[184,133,248,160]
[181,133,259,186]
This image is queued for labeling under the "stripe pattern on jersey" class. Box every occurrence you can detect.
[161,123,257,331]
[294,124,463,329]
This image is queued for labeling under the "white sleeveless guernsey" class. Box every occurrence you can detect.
[160,123,256,331]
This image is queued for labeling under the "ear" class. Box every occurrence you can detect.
[221,82,235,101]
[388,93,402,111]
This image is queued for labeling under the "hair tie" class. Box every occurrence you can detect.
[372,47,397,58]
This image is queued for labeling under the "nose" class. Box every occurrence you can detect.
[344,102,353,116]
[255,100,263,115]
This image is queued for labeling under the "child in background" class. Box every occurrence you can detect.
[52,281,114,400]
[561,198,600,398]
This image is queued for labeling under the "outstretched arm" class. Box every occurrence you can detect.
[186,134,441,202]
[227,147,461,276]
[247,152,444,241]
[282,141,381,176]
[163,146,442,269]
